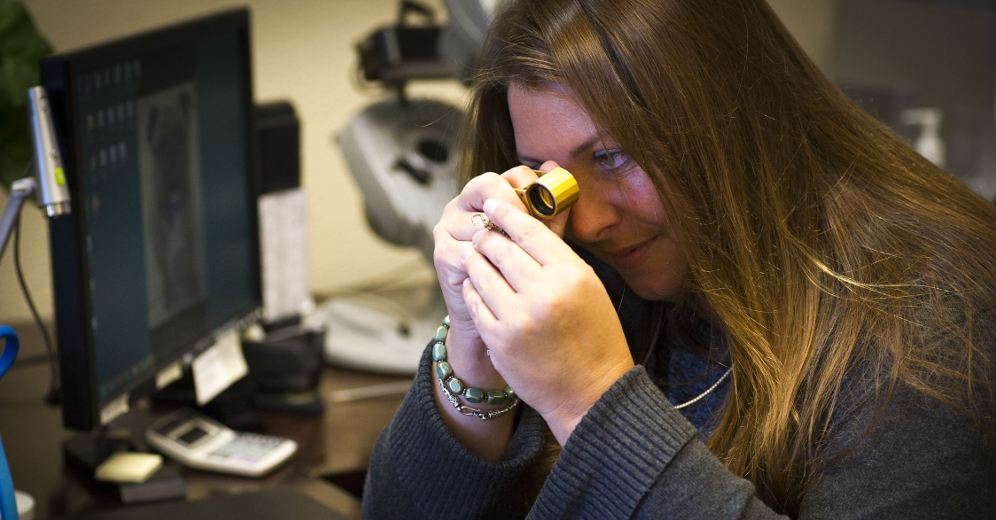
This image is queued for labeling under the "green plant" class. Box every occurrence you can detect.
[0,0,51,190]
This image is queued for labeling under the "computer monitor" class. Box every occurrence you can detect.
[40,8,260,432]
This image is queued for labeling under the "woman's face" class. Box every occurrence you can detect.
[507,83,687,301]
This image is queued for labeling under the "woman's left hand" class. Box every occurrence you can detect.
[462,196,635,445]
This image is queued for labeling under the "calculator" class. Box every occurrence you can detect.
[146,408,297,477]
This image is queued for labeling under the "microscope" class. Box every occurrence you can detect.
[312,0,499,374]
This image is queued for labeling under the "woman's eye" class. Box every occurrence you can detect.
[593,148,631,173]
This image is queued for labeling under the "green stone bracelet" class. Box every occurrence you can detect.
[432,316,519,420]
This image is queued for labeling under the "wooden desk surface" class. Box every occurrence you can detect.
[0,321,411,519]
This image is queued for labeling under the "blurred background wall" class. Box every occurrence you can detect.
[1,0,991,324]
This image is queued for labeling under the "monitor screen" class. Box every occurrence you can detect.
[41,8,260,431]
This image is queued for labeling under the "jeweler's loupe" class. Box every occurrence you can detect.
[516,167,580,219]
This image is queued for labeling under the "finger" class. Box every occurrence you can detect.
[482,198,574,266]
[450,172,529,243]
[434,203,480,246]
[433,237,474,289]
[438,173,519,243]
[545,208,571,239]
[462,278,498,329]
[457,171,522,214]
[471,227,541,292]
[463,245,519,318]
[501,165,540,191]
[537,160,560,173]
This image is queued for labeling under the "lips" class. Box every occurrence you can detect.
[607,237,655,269]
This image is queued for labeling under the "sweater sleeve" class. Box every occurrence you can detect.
[363,344,549,520]
[527,366,995,519]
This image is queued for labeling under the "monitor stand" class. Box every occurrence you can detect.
[309,283,445,375]
[63,426,187,504]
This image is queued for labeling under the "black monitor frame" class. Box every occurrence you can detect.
[41,8,260,431]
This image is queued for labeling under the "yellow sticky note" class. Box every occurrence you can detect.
[94,452,163,483]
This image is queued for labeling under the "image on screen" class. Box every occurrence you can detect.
[138,84,207,328]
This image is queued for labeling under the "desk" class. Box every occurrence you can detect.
[0,321,411,519]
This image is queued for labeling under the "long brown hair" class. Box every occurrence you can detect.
[461,0,996,513]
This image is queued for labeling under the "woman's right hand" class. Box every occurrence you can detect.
[431,164,568,460]
[432,167,539,381]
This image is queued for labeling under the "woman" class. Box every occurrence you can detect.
[364,0,996,517]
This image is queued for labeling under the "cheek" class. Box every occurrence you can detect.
[620,171,669,229]
[625,172,688,300]
[630,236,688,301]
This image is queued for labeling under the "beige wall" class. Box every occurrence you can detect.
[769,0,836,75]
[0,0,834,325]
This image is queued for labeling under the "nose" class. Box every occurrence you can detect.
[568,177,620,243]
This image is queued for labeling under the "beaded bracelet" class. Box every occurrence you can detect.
[432,315,520,421]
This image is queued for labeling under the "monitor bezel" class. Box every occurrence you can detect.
[41,7,261,431]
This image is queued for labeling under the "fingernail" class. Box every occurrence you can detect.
[483,198,497,214]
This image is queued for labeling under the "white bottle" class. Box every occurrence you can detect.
[900,107,946,168]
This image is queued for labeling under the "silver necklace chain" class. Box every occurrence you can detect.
[617,286,733,410]
[672,365,732,410]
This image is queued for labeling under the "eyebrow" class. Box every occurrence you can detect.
[517,133,606,166]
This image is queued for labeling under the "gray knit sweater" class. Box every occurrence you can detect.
[363,291,995,518]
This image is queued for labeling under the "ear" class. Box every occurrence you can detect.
[146,107,159,143]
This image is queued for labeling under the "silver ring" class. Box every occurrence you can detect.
[471,213,489,228]
[471,213,507,235]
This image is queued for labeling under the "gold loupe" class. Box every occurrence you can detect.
[516,167,580,219]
